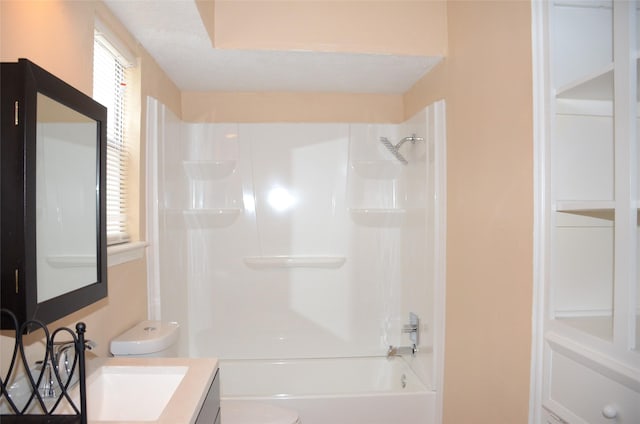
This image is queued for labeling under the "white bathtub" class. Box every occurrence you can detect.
[219,357,435,424]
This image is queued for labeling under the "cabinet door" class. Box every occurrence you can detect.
[0,59,108,329]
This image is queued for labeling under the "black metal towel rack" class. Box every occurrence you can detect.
[0,309,88,424]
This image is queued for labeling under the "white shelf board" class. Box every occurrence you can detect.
[349,207,421,227]
[556,56,640,101]
[554,200,615,212]
[554,201,616,221]
[554,315,614,342]
[182,160,236,179]
[182,208,242,228]
[243,256,346,269]
[545,329,640,392]
[554,201,640,220]
[556,63,614,101]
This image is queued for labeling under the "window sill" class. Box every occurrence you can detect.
[107,241,148,267]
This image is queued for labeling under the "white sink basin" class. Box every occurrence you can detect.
[2,357,217,423]
[82,365,187,422]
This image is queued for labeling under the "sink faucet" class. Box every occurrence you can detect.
[54,339,96,379]
[51,340,96,386]
[32,359,56,398]
[55,342,76,379]
[31,339,96,399]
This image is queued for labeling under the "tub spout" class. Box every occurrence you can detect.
[386,344,417,358]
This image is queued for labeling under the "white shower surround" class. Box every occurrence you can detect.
[146,98,446,402]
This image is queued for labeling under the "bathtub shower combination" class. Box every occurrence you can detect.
[146,98,446,424]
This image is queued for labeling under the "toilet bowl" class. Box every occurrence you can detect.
[110,321,300,423]
[222,400,301,424]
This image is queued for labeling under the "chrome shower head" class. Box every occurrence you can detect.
[379,134,424,165]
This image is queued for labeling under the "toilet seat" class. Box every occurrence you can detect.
[221,400,301,424]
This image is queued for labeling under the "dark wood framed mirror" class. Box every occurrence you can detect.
[1,58,107,329]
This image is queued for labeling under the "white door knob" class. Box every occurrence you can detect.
[602,404,618,419]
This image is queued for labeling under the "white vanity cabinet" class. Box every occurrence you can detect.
[538,0,640,422]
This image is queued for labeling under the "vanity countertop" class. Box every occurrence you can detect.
[84,356,219,424]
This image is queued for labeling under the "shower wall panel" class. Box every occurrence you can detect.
[149,101,435,376]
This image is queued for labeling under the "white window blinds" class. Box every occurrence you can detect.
[93,31,131,245]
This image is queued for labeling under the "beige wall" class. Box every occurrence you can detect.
[209,0,447,56]
[182,91,404,123]
[406,2,534,423]
[0,0,181,356]
[0,1,95,95]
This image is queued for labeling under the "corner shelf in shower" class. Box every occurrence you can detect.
[183,208,242,228]
[182,160,236,179]
[163,208,242,228]
[243,256,346,269]
[349,208,425,226]
[350,160,403,179]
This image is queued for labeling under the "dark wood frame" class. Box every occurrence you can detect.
[1,58,107,329]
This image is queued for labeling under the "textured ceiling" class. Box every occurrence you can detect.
[103,0,441,94]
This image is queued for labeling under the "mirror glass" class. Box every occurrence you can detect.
[35,93,99,302]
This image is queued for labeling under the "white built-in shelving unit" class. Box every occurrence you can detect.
[535,1,640,422]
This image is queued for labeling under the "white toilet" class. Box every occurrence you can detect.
[110,321,301,424]
[110,320,180,357]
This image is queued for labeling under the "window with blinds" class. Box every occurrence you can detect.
[93,29,132,245]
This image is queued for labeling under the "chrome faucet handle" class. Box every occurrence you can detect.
[54,339,96,378]
[32,360,56,398]
[401,312,420,346]
[53,339,96,353]
[386,344,418,358]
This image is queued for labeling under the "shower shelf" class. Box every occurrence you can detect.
[243,256,346,269]
[182,160,236,179]
[183,208,242,228]
[349,208,424,226]
[350,160,402,179]
[163,208,242,228]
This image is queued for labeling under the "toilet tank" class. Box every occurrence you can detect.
[110,320,180,357]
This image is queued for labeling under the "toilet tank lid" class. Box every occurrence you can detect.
[110,320,179,355]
